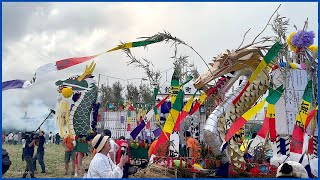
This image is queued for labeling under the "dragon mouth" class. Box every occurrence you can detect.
[194,49,262,90]
[61,82,91,91]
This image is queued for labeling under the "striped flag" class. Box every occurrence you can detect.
[170,68,180,104]
[290,80,313,154]
[221,85,284,152]
[305,106,318,131]
[173,92,196,131]
[2,55,99,91]
[130,121,146,140]
[223,99,266,144]
[307,107,317,155]
[3,37,165,91]
[189,91,207,115]
[153,90,184,154]
[107,39,163,52]
[130,95,169,139]
[127,110,131,131]
[152,88,161,124]
[232,42,282,105]
[257,84,284,141]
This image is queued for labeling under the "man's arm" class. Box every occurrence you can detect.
[109,152,116,163]
[28,140,35,147]
[186,139,195,158]
[109,141,117,163]
[62,139,69,151]
[96,159,124,178]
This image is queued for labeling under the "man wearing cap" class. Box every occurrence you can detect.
[85,134,128,178]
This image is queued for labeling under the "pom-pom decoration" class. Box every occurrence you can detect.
[287,32,297,51]
[308,45,318,53]
[291,31,315,48]
[62,87,73,98]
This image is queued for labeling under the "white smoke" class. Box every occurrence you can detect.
[2,95,59,134]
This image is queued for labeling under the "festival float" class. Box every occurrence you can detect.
[2,6,318,178]
[111,12,318,178]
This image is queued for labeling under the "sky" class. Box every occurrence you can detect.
[2,2,318,133]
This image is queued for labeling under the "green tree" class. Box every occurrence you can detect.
[139,84,153,106]
[112,81,124,108]
[100,84,113,107]
[126,83,140,106]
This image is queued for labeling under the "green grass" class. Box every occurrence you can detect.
[3,143,91,178]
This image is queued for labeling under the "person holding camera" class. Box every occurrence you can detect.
[116,136,130,178]
[103,129,119,164]
[33,131,46,173]
[22,133,36,178]
[84,134,128,178]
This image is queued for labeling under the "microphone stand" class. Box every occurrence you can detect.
[35,109,56,132]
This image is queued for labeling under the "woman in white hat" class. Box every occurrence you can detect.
[85,134,128,178]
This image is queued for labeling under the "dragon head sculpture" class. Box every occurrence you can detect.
[194,47,271,168]
[55,62,97,93]
[194,48,264,90]
[55,62,98,139]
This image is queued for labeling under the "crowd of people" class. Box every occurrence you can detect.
[16,128,206,178]
[2,132,61,145]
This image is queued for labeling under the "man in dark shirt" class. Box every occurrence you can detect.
[22,133,36,178]
[33,131,46,173]
[55,133,61,145]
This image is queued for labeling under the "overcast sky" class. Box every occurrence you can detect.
[2,2,318,132]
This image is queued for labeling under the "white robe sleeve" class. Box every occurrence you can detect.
[87,155,123,178]
[97,163,123,178]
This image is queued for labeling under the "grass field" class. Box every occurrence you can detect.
[3,143,92,178]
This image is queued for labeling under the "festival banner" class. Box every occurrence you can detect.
[304,106,318,131]
[290,80,313,154]
[153,127,162,137]
[107,38,163,52]
[173,92,196,131]
[221,84,284,151]
[170,68,180,105]
[268,104,277,142]
[189,91,207,115]
[224,99,266,143]
[306,107,317,155]
[152,88,161,124]
[130,95,169,139]
[153,90,184,154]
[232,42,282,105]
[127,111,131,131]
[2,55,99,91]
[130,121,146,140]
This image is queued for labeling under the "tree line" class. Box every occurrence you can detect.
[100,81,154,110]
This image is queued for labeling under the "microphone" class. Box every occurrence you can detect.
[49,109,56,114]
